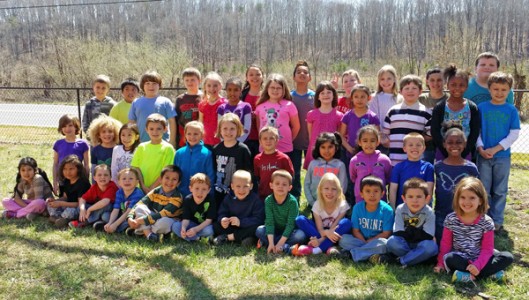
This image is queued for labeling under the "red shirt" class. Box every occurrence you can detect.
[81,181,119,204]
[198,98,226,146]
[336,96,351,114]
[253,150,294,199]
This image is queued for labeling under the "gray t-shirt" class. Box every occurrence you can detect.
[291,89,315,150]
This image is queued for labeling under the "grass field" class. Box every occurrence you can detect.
[0,143,528,299]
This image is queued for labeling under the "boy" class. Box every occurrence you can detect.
[173,121,215,197]
[172,173,216,242]
[212,170,264,246]
[339,176,394,263]
[175,67,202,148]
[255,170,306,254]
[382,75,432,166]
[96,168,145,233]
[254,126,294,200]
[386,178,438,267]
[82,74,116,134]
[127,165,184,242]
[464,52,514,105]
[389,133,434,209]
[69,164,118,228]
[290,60,314,200]
[109,78,140,125]
[217,77,252,143]
[477,72,520,231]
[131,113,176,193]
[128,71,177,147]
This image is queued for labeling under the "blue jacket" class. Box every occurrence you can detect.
[174,141,215,197]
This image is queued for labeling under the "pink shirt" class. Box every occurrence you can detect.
[303,108,343,169]
[198,98,226,146]
[255,99,299,153]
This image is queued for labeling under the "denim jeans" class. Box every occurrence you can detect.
[172,220,214,241]
[295,215,352,252]
[75,204,112,224]
[386,236,438,266]
[47,206,78,220]
[255,225,307,247]
[477,156,510,226]
[289,149,305,199]
[339,234,388,262]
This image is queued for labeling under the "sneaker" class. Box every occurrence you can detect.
[212,235,228,246]
[490,270,505,282]
[147,233,159,242]
[339,249,353,260]
[125,228,136,237]
[292,245,313,256]
[281,243,291,254]
[452,270,473,283]
[68,220,87,229]
[48,216,59,224]
[55,218,70,228]
[93,221,106,231]
[2,211,16,219]
[326,246,341,256]
[241,237,256,247]
[26,213,38,221]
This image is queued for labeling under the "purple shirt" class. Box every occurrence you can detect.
[341,109,380,147]
[217,101,252,142]
[53,139,90,164]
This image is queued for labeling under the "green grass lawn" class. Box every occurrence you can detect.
[1,143,528,299]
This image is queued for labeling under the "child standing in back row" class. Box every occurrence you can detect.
[175,68,202,148]
[217,77,252,143]
[82,74,116,134]
[477,72,520,232]
[241,64,264,160]
[333,69,361,114]
[109,78,140,125]
[199,72,226,147]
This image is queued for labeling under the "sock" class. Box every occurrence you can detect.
[312,247,322,254]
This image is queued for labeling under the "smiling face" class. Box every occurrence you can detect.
[458,190,482,216]
[379,72,396,93]
[403,137,425,161]
[146,121,166,144]
[99,126,116,146]
[360,184,384,209]
[61,122,77,138]
[443,133,466,158]
[93,168,111,188]
[402,188,430,214]
[319,141,336,162]
[205,79,222,99]
[226,83,242,105]
[351,89,369,110]
[118,170,139,192]
[269,175,292,200]
[161,171,180,193]
[220,121,238,143]
[185,126,203,147]
[475,57,498,81]
[93,82,109,99]
[318,88,334,106]
[358,132,379,154]
[120,128,138,149]
[246,67,263,89]
[259,131,278,153]
[19,165,36,182]
[342,74,359,94]
[122,85,139,103]
[183,75,201,93]
[447,76,468,99]
[231,176,252,200]
[190,182,211,203]
[143,81,160,98]
[426,73,444,94]
[267,81,284,102]
[489,82,510,104]
[400,82,422,104]
[321,180,339,204]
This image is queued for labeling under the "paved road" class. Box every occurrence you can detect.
[1,103,528,153]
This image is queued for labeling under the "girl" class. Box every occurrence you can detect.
[111,123,140,184]
[217,77,252,143]
[2,157,53,220]
[431,65,480,161]
[198,72,226,147]
[368,65,404,152]
[241,64,264,159]
[255,73,300,155]
[434,122,479,242]
[334,69,361,113]
[100,168,145,233]
[47,155,91,228]
[434,177,513,282]
[87,115,121,178]
[293,173,351,256]
[53,114,90,194]
[212,113,252,208]
[349,125,392,203]
[304,132,348,207]
[339,84,380,159]
[304,81,343,169]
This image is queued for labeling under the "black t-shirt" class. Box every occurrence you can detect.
[181,194,217,223]
[60,178,91,202]
[212,141,252,193]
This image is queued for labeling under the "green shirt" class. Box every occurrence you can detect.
[131,141,175,187]
[109,100,132,125]
[264,193,299,238]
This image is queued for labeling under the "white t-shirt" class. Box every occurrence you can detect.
[312,200,350,228]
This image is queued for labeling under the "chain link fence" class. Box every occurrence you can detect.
[1,87,528,169]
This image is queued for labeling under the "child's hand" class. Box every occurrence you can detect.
[327,231,341,243]
[274,242,284,254]
[79,208,87,222]
[267,244,275,254]
[180,228,187,238]
[221,217,230,229]
[433,265,444,273]
[466,264,479,276]
[186,228,197,238]
[331,73,339,89]
[53,183,59,196]
[104,223,116,233]
[229,217,240,227]
[308,237,320,248]
[478,148,493,159]
[84,210,91,221]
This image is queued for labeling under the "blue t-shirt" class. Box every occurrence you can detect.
[351,201,394,239]
[390,159,434,206]
[478,101,520,158]
[128,95,177,142]
[113,187,145,211]
[464,77,514,106]
[434,160,479,216]
[91,145,114,167]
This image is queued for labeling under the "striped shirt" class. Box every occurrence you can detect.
[382,101,431,165]
[82,96,116,132]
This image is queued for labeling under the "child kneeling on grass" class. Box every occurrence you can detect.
[127,165,183,242]
[212,170,264,246]
[172,173,216,242]
[255,170,307,254]
[339,176,394,263]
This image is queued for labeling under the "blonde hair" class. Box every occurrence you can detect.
[118,168,140,181]
[203,72,223,96]
[94,164,111,176]
[93,74,111,87]
[342,69,361,83]
[232,170,252,184]
[216,113,243,138]
[259,126,279,140]
[403,132,425,147]
[184,121,204,134]
[453,177,489,216]
[87,115,121,146]
[376,65,399,96]
[270,169,292,185]
[190,173,211,188]
[316,173,345,210]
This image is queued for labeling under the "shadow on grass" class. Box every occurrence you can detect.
[0,221,217,299]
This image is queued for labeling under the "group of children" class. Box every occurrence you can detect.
[1,51,519,284]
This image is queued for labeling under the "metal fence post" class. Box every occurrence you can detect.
[77,88,82,138]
